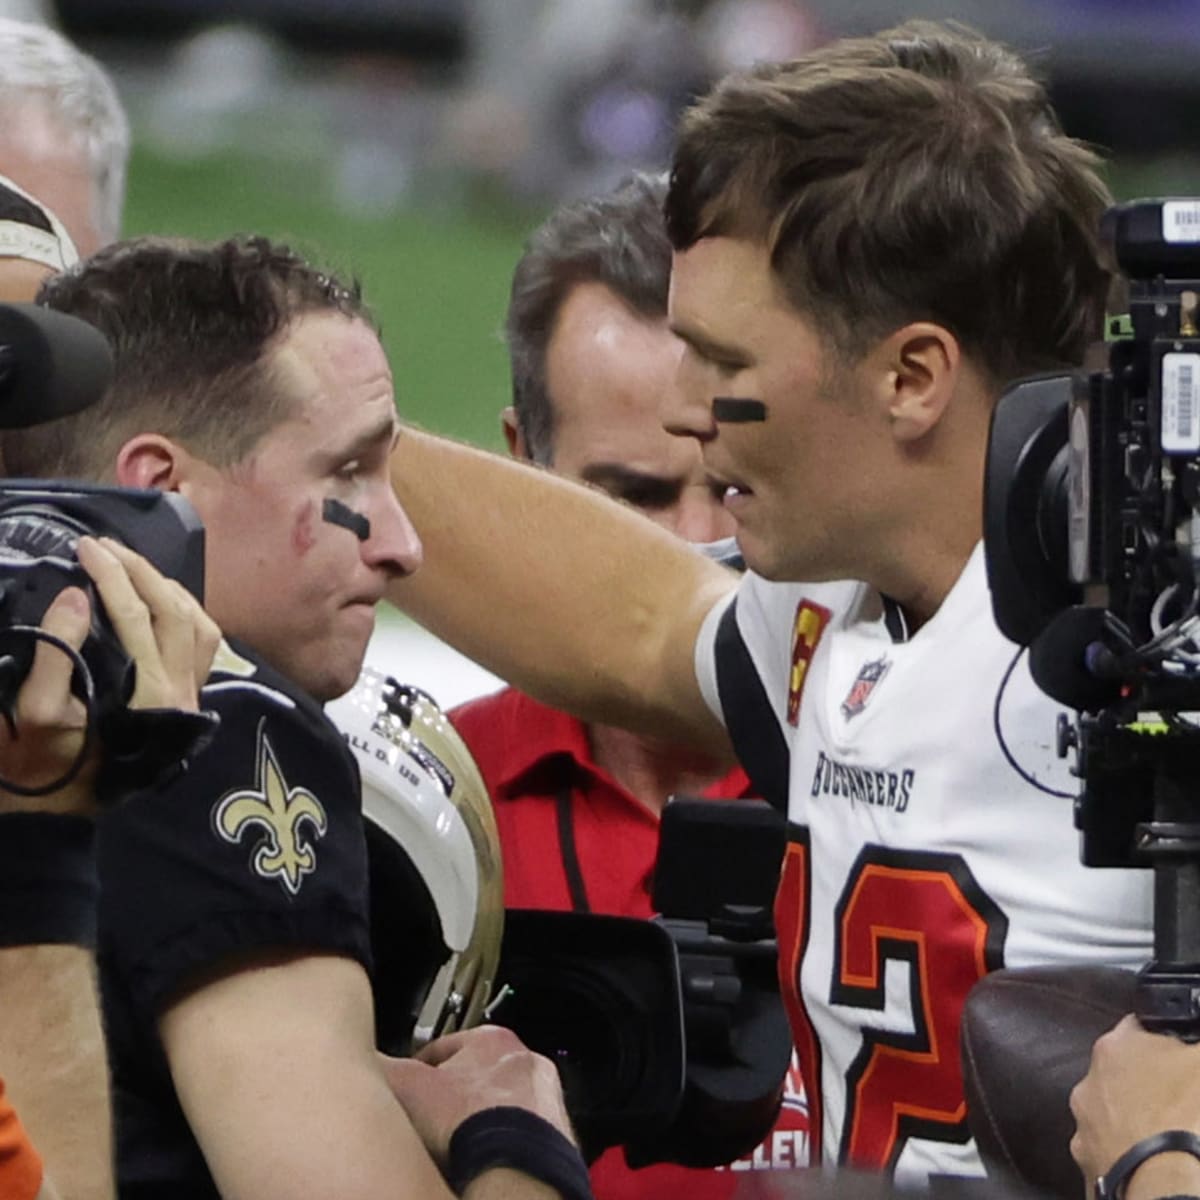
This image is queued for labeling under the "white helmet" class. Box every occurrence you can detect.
[325,666,504,1051]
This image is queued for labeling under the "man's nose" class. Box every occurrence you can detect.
[363,491,423,577]
[661,350,718,443]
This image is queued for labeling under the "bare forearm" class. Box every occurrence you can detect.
[0,945,113,1200]
[387,427,735,749]
[464,1169,573,1200]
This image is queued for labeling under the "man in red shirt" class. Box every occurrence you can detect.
[449,173,809,1198]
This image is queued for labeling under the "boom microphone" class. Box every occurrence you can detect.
[0,303,112,429]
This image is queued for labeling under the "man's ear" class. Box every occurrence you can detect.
[869,322,961,444]
[501,405,529,461]
[113,434,188,491]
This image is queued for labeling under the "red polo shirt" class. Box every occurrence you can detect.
[449,688,811,1200]
[450,686,752,915]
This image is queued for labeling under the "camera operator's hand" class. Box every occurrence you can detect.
[378,1026,576,1166]
[0,536,220,815]
[1070,1014,1200,1200]
[85,537,220,714]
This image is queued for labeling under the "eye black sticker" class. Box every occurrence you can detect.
[713,396,768,423]
[323,498,370,541]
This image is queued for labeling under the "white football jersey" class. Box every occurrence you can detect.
[694,543,1153,1185]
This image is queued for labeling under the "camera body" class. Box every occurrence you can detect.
[492,796,791,1166]
[984,199,1200,1032]
[986,198,1200,871]
[986,198,1200,659]
[0,480,205,718]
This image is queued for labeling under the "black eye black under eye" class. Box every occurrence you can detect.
[713,397,768,423]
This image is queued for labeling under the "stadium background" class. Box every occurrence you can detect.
[28,0,1200,705]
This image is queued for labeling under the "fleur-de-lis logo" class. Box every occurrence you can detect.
[214,720,328,896]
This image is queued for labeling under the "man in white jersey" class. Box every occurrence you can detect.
[383,20,1154,1185]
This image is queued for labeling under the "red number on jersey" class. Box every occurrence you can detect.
[778,841,1007,1171]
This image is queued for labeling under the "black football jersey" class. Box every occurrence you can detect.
[99,640,372,1199]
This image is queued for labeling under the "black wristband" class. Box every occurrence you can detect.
[1096,1130,1200,1200]
[0,812,98,947]
[445,1106,593,1200]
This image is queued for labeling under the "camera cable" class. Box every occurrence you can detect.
[0,625,96,796]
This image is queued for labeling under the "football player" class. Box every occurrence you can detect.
[3,235,587,1200]
[384,20,1153,1187]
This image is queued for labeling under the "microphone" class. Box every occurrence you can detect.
[1028,606,1128,712]
[0,303,112,429]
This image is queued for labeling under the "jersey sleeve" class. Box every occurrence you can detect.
[694,573,860,816]
[693,586,735,727]
[98,675,372,1027]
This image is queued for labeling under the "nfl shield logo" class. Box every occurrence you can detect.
[841,656,891,719]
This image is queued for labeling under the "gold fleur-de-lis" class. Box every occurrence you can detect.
[214,720,328,896]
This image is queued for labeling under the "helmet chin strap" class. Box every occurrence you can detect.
[322,497,370,540]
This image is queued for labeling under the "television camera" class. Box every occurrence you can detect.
[984,196,1200,1035]
[0,301,209,798]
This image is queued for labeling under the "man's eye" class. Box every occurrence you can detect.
[616,485,673,511]
[335,461,361,480]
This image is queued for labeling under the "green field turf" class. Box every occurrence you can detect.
[122,144,534,452]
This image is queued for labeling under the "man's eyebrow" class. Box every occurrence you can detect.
[327,411,399,461]
[667,321,748,364]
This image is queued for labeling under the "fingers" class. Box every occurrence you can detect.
[76,537,219,712]
[21,586,91,723]
[414,1025,524,1066]
[0,586,94,812]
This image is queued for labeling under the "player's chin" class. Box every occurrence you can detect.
[308,632,375,703]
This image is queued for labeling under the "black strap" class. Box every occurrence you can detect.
[881,595,910,642]
[0,812,98,946]
[1096,1130,1200,1200]
[554,788,590,913]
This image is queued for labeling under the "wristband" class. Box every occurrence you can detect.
[445,1106,593,1200]
[1096,1130,1200,1200]
[0,813,98,947]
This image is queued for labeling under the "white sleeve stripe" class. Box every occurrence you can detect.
[201,680,297,709]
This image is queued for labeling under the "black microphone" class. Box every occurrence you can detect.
[1028,606,1128,712]
[0,303,112,430]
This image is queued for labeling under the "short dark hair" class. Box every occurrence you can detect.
[3,234,372,479]
[665,20,1112,387]
[506,171,671,465]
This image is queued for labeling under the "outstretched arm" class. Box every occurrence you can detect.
[387,428,736,755]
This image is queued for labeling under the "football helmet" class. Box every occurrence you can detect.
[325,666,503,1052]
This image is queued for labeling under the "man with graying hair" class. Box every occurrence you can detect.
[384,20,1154,1185]
[0,16,130,255]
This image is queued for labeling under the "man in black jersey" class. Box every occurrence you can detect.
[2,236,582,1200]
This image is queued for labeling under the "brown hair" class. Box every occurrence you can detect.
[665,20,1112,387]
[3,233,372,479]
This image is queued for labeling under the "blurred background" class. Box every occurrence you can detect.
[12,0,1200,703]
